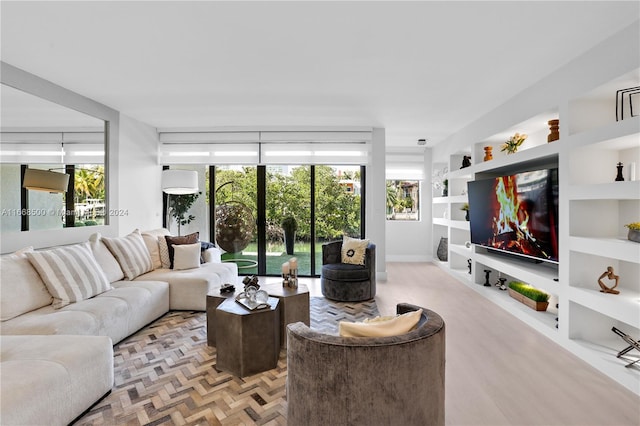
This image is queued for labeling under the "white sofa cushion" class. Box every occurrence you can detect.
[102,229,153,280]
[26,244,112,309]
[141,228,171,270]
[0,250,53,321]
[88,232,125,283]
[136,261,238,310]
[0,281,169,344]
[0,335,113,426]
[173,242,201,270]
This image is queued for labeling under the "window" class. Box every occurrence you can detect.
[386,179,420,221]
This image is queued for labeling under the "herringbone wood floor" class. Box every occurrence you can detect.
[76,263,640,425]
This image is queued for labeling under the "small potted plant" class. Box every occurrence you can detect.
[507,281,550,311]
[460,203,469,221]
[501,132,527,154]
[625,222,640,243]
[442,179,448,197]
[281,216,298,255]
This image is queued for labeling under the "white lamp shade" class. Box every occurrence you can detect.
[161,169,198,194]
[23,168,70,193]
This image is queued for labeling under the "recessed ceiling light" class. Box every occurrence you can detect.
[417,139,427,146]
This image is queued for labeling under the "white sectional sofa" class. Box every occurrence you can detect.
[0,228,238,426]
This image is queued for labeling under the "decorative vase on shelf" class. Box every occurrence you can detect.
[483,146,493,161]
[547,119,559,143]
[626,224,640,243]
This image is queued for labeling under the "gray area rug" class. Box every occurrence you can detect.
[76,297,379,425]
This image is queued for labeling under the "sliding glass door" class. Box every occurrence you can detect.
[213,164,364,277]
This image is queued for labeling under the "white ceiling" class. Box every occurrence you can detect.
[1,1,639,148]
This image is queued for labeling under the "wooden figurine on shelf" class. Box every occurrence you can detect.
[483,146,493,161]
[597,266,620,294]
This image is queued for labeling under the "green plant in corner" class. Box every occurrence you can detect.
[460,203,469,211]
[508,281,550,302]
[169,192,201,236]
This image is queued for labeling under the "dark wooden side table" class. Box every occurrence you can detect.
[206,290,237,346]
[215,297,280,377]
[263,283,310,348]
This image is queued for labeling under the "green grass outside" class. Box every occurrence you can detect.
[221,241,324,276]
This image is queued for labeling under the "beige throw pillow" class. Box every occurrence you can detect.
[341,236,370,265]
[157,236,171,269]
[102,229,153,280]
[338,309,423,337]
[141,228,171,270]
[172,242,202,270]
[26,244,112,309]
[88,233,125,283]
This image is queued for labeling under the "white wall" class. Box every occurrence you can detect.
[386,148,432,262]
[117,114,163,234]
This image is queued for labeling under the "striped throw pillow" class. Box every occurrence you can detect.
[102,229,154,280]
[26,244,112,309]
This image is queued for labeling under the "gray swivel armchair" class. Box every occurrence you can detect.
[320,240,376,302]
[286,303,446,426]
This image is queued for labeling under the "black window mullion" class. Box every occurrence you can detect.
[20,165,29,231]
[65,165,75,228]
[257,166,267,275]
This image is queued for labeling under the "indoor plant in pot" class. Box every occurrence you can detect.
[507,281,550,311]
[282,216,298,255]
[625,222,640,243]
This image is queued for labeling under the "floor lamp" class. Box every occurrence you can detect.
[161,169,199,232]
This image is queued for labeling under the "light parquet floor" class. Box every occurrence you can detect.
[76,263,640,426]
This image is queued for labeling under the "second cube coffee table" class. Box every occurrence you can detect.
[263,283,310,348]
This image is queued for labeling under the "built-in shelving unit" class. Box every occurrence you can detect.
[432,58,640,395]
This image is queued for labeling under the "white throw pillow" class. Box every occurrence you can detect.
[141,228,170,270]
[102,229,153,280]
[88,233,125,283]
[341,236,370,265]
[26,244,112,309]
[0,248,53,320]
[172,242,202,270]
[338,309,423,337]
[157,236,171,269]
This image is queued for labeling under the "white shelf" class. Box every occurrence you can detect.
[449,220,470,231]
[449,243,472,257]
[470,142,559,175]
[432,196,449,204]
[569,286,640,329]
[569,236,640,264]
[447,195,468,204]
[567,114,640,144]
[432,218,448,227]
[474,252,559,296]
[446,168,473,180]
[568,181,640,200]
[566,337,640,396]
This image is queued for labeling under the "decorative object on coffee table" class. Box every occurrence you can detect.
[281,257,298,289]
[615,162,625,181]
[220,283,235,294]
[483,146,493,161]
[598,266,620,295]
[507,281,550,311]
[625,222,640,243]
[501,132,527,154]
[547,119,560,142]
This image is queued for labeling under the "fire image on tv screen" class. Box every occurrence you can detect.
[468,168,559,263]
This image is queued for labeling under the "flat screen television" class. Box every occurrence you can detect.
[467,168,559,264]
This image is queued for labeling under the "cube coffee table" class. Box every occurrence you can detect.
[215,297,280,377]
[206,290,237,346]
[263,283,310,348]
